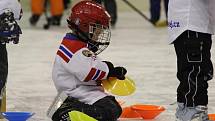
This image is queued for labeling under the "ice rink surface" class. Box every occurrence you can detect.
[2,11,215,121]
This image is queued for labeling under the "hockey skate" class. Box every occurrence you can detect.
[175,103,211,121]
[46,91,68,118]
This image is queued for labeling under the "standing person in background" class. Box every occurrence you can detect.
[168,0,215,120]
[94,0,117,28]
[0,0,22,117]
[29,0,64,26]
[150,0,168,27]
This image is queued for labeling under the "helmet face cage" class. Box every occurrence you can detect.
[88,22,111,55]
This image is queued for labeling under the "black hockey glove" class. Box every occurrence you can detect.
[103,61,127,80]
[109,67,127,80]
[0,9,22,44]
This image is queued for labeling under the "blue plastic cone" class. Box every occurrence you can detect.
[2,112,34,121]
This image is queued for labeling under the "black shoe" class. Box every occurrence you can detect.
[29,15,40,26]
[51,15,62,26]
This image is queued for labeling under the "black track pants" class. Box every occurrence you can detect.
[174,30,213,107]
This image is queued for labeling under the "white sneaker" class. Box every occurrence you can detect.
[190,106,210,121]
[175,103,210,121]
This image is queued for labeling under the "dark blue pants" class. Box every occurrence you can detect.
[150,0,168,23]
[94,0,117,26]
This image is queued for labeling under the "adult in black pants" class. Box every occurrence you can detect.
[94,0,117,28]
[168,0,215,120]
[173,30,213,121]
[174,30,213,107]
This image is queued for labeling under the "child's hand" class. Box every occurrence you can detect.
[109,67,127,80]
[103,61,127,80]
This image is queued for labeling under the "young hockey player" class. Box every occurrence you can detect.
[168,0,215,121]
[0,0,22,115]
[51,1,127,121]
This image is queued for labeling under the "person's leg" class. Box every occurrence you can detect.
[0,44,8,113]
[52,96,122,121]
[103,0,117,27]
[50,0,64,26]
[63,0,71,10]
[30,0,45,25]
[149,0,161,24]
[163,0,169,19]
[174,30,212,121]
[93,96,122,121]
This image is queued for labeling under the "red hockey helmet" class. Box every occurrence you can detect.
[67,0,111,55]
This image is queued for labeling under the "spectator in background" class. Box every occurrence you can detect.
[150,0,168,27]
[94,0,117,28]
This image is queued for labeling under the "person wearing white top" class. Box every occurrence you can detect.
[0,0,22,115]
[168,0,215,121]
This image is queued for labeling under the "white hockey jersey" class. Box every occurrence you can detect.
[52,33,110,105]
[168,0,215,44]
[0,0,22,20]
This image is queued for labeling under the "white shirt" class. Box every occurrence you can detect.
[168,0,215,44]
[52,33,109,105]
[0,0,22,20]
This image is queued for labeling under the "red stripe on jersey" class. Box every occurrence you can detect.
[57,50,70,63]
[84,68,97,82]
[97,71,106,80]
[61,39,86,53]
